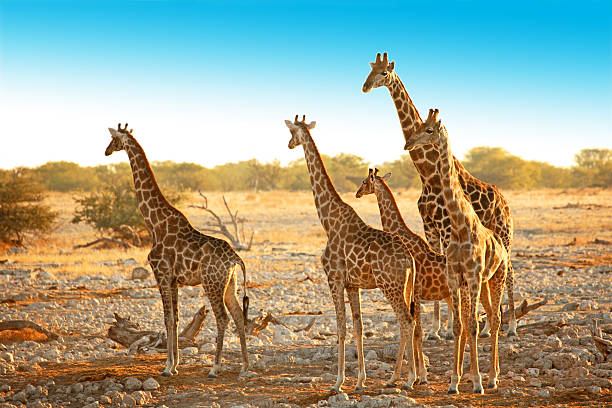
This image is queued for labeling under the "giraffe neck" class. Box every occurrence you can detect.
[374,180,434,259]
[386,74,469,184]
[300,130,345,234]
[123,136,180,232]
[437,129,474,232]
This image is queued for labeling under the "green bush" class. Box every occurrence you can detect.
[72,179,182,245]
[0,169,57,245]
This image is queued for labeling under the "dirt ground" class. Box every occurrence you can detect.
[1,188,612,407]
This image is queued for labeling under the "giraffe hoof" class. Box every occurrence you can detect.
[444,333,454,341]
[507,330,518,338]
[330,387,342,394]
[161,371,172,377]
[447,388,459,395]
[401,384,413,391]
[207,372,217,378]
[473,386,484,394]
[384,381,396,388]
[479,332,491,339]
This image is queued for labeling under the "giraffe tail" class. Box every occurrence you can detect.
[236,257,249,321]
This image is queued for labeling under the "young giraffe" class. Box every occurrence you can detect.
[355,168,461,384]
[284,115,417,392]
[410,110,508,394]
[362,52,517,338]
[105,124,250,377]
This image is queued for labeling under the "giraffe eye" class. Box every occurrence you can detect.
[426,128,433,134]
[381,71,388,76]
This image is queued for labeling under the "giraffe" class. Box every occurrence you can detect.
[355,167,455,384]
[285,115,417,392]
[362,52,517,338]
[410,109,508,394]
[105,123,250,377]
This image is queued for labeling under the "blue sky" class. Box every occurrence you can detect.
[1,0,610,170]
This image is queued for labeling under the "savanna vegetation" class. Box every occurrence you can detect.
[0,147,610,245]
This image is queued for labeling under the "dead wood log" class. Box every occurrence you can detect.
[107,306,208,354]
[245,312,316,336]
[191,191,254,251]
[0,320,59,341]
[591,319,612,359]
[503,298,548,324]
[73,237,132,250]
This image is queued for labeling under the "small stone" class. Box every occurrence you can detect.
[122,394,137,407]
[131,390,150,405]
[0,352,14,363]
[529,378,542,387]
[366,350,378,361]
[561,302,578,311]
[328,392,349,404]
[70,383,84,394]
[526,367,540,377]
[587,385,601,393]
[124,377,142,391]
[131,267,150,280]
[142,378,160,391]
[42,348,60,362]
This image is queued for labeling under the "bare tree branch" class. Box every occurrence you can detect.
[190,191,254,251]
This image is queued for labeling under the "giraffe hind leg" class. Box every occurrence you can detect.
[205,284,230,378]
[224,274,249,374]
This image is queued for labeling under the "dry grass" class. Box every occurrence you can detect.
[4,188,611,279]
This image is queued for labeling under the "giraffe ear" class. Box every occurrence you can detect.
[382,172,392,182]
[108,127,118,136]
[307,121,316,130]
[369,62,376,68]
[284,120,294,128]
[388,61,395,71]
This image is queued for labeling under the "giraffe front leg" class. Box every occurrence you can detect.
[468,283,484,394]
[170,284,179,375]
[329,281,347,393]
[413,297,428,384]
[158,285,175,377]
[427,301,442,340]
[347,288,366,390]
[447,288,462,394]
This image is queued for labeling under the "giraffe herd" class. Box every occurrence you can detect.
[104,52,517,396]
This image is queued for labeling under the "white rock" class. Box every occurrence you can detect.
[42,348,60,361]
[0,352,14,363]
[142,378,160,390]
[124,377,142,391]
[366,350,378,361]
[131,267,150,280]
[328,392,349,404]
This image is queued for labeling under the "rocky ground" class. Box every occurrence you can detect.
[0,189,611,407]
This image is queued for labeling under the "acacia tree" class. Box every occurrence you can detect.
[0,169,57,245]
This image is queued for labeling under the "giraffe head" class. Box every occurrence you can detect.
[284,115,316,149]
[362,52,396,93]
[105,123,133,156]
[355,168,392,198]
[404,109,442,150]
